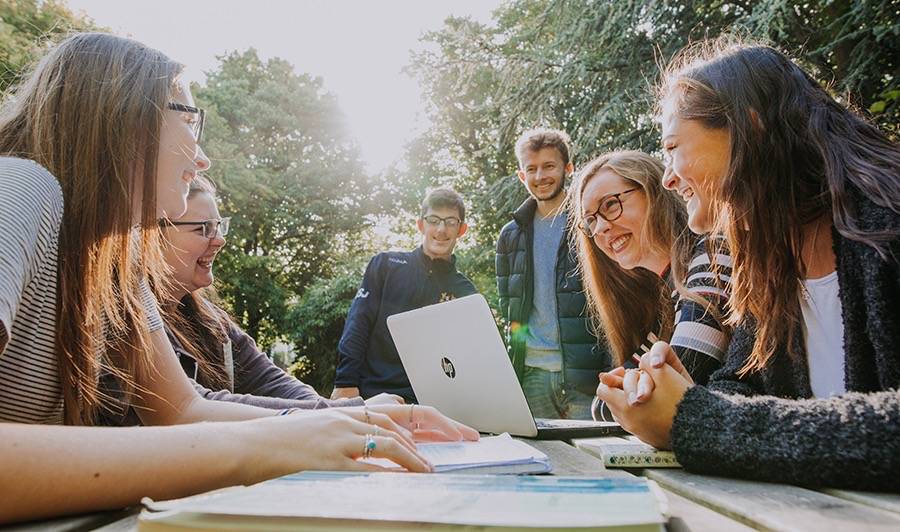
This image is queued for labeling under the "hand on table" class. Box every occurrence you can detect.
[259,408,434,473]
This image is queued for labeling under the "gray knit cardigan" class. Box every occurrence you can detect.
[671,188,900,491]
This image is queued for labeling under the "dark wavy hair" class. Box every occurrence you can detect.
[659,39,900,374]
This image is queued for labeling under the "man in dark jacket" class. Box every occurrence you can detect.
[332,188,478,403]
[496,128,610,419]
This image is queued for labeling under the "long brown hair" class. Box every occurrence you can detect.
[156,176,231,391]
[569,150,692,364]
[660,38,900,375]
[0,33,184,424]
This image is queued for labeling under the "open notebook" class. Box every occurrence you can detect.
[140,471,668,531]
[365,433,551,474]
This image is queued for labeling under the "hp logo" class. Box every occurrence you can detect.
[440,357,456,379]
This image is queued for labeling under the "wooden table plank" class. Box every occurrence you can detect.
[533,439,753,532]
[526,439,633,478]
[644,469,900,532]
[821,489,900,515]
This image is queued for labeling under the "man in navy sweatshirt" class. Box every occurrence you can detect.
[331,188,478,403]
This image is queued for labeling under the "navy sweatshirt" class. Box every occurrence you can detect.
[334,246,478,402]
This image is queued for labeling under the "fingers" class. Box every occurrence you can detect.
[636,369,656,403]
[596,382,628,416]
[414,405,479,441]
[366,436,433,473]
[367,412,415,447]
[349,418,417,454]
[622,369,641,406]
[598,366,626,389]
[644,341,689,379]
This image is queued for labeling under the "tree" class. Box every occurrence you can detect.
[0,0,97,93]
[195,49,377,348]
[405,0,900,248]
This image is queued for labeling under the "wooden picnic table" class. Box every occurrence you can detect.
[571,439,900,532]
[5,438,899,531]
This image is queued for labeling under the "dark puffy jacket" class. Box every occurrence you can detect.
[495,197,610,396]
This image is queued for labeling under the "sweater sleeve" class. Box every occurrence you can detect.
[670,236,732,385]
[227,323,323,401]
[672,324,900,490]
[672,384,900,490]
[192,379,364,409]
[334,254,385,388]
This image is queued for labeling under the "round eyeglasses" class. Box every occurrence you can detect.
[160,217,231,239]
[578,188,639,237]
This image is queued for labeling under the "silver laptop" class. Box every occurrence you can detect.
[387,294,625,439]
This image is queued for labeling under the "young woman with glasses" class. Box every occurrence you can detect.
[102,177,402,426]
[597,40,900,490]
[0,33,475,524]
[569,150,731,403]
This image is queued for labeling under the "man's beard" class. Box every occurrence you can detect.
[533,177,565,202]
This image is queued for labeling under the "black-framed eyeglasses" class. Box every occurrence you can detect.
[160,217,230,239]
[422,214,461,230]
[578,188,639,236]
[167,102,206,144]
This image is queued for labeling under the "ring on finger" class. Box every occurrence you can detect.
[363,433,376,459]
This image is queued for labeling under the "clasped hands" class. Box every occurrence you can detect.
[596,341,694,450]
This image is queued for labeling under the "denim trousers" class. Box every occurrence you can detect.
[522,365,593,420]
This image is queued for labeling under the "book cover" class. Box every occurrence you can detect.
[575,437,681,468]
[141,472,667,531]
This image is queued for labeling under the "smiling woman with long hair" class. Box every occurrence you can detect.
[571,151,731,391]
[597,39,900,490]
[0,33,475,524]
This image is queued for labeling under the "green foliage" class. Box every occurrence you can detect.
[404,0,900,246]
[195,49,378,347]
[284,261,368,395]
[0,0,97,93]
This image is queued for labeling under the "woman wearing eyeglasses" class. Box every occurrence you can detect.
[569,150,731,401]
[102,177,402,425]
[0,33,476,524]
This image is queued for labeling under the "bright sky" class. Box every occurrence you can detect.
[67,0,502,173]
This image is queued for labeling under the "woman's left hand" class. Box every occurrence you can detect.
[596,352,693,449]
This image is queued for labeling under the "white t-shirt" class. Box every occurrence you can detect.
[800,271,846,398]
[0,157,163,423]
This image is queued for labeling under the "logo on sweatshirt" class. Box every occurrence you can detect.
[388,257,408,265]
[355,288,370,299]
[440,357,456,379]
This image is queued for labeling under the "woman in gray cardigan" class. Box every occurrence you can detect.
[598,41,900,491]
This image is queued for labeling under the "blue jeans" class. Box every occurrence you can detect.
[522,366,593,420]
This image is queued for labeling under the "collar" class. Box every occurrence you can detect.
[511,197,539,227]
[415,245,456,275]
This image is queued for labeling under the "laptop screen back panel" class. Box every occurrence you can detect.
[387,294,538,437]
